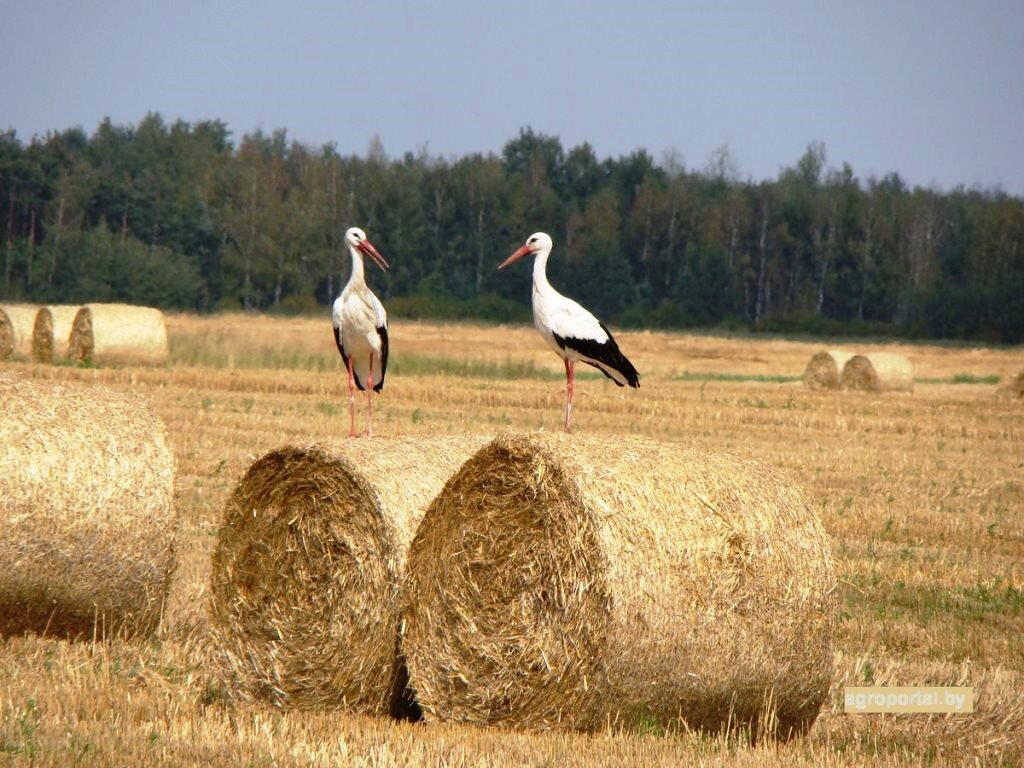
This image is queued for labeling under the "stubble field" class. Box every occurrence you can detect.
[2,312,1022,766]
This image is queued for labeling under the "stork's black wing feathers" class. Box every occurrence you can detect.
[374,324,388,393]
[552,322,640,388]
[334,323,368,392]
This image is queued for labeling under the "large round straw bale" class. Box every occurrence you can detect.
[803,349,855,390]
[840,352,914,393]
[403,433,837,737]
[31,305,81,363]
[66,303,169,366]
[0,304,38,360]
[0,379,178,638]
[208,436,487,714]
[996,369,1024,400]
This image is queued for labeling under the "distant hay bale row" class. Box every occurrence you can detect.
[0,379,178,639]
[0,304,38,360]
[803,349,914,393]
[403,434,837,736]
[841,352,914,393]
[67,304,170,365]
[2,303,168,365]
[207,437,487,715]
[32,305,81,363]
[802,349,855,390]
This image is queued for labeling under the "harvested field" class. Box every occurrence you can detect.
[0,378,178,638]
[404,433,836,735]
[0,313,1022,766]
[207,437,486,714]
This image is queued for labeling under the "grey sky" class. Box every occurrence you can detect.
[3,1,1022,194]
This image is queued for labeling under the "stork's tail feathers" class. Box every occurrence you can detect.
[588,349,640,388]
[553,326,640,389]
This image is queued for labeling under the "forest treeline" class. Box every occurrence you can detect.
[2,113,1022,342]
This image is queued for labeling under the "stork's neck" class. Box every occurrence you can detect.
[347,245,366,285]
[531,244,554,296]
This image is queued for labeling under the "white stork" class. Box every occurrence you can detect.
[499,231,639,433]
[332,226,390,437]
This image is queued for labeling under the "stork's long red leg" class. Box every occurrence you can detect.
[346,355,358,438]
[564,357,575,434]
[366,353,375,438]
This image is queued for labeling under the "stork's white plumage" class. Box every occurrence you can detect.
[332,227,389,437]
[499,232,639,433]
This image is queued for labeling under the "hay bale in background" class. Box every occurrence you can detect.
[66,303,169,366]
[403,433,836,736]
[803,349,856,390]
[840,352,914,393]
[31,305,81,363]
[0,379,178,639]
[996,369,1024,400]
[0,304,38,360]
[208,436,487,715]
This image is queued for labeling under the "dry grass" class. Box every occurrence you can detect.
[207,437,486,714]
[67,303,170,366]
[404,433,835,736]
[1,312,1023,766]
[0,377,178,638]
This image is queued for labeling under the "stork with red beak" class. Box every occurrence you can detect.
[333,226,390,437]
[499,232,639,433]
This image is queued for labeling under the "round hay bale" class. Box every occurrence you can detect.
[802,349,855,390]
[840,352,914,393]
[996,369,1024,401]
[0,379,178,639]
[0,304,38,360]
[208,436,487,714]
[31,305,81,363]
[67,303,169,366]
[403,433,837,737]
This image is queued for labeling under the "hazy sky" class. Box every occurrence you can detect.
[3,1,1023,194]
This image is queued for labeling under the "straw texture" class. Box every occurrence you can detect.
[403,433,836,736]
[0,379,178,638]
[67,303,169,366]
[31,305,81,363]
[208,436,487,714]
[840,352,914,393]
[803,349,855,390]
[0,304,38,360]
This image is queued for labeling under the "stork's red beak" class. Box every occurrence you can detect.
[358,239,389,271]
[498,244,532,270]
